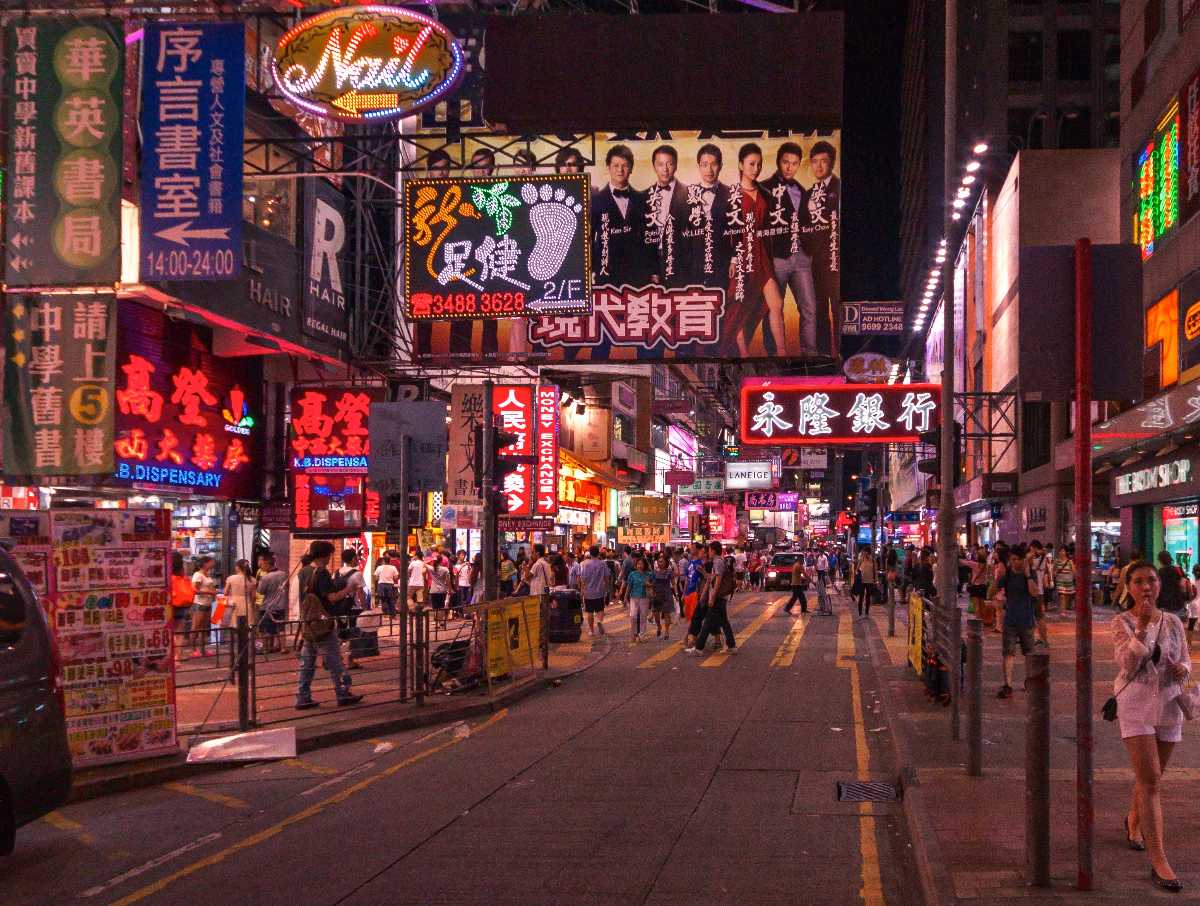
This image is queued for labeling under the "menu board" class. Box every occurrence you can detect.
[39,510,176,767]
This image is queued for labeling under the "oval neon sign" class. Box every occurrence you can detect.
[272,5,463,123]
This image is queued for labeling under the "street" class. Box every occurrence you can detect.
[4,589,917,906]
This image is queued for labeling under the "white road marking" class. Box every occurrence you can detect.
[78,832,223,898]
[299,760,374,797]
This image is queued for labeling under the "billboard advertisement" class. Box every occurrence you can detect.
[409,130,841,363]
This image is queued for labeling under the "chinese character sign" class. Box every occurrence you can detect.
[291,473,377,532]
[405,174,592,320]
[745,491,778,510]
[5,19,123,287]
[534,385,559,516]
[447,385,485,507]
[410,131,841,364]
[289,386,381,473]
[3,294,116,477]
[494,385,534,456]
[740,379,941,446]
[139,22,245,280]
[113,302,262,497]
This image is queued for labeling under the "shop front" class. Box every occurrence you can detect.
[1111,449,1200,569]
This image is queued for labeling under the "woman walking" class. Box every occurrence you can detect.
[853,548,877,618]
[190,556,218,658]
[624,556,652,643]
[1114,561,1191,892]
[650,554,675,640]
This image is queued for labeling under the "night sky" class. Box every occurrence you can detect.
[840,0,905,303]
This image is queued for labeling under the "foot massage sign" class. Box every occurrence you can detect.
[403,174,592,320]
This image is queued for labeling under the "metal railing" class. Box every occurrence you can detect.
[172,594,551,737]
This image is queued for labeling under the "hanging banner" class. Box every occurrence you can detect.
[303,179,349,347]
[618,523,671,545]
[5,18,124,287]
[3,294,116,477]
[629,495,670,524]
[741,379,942,445]
[447,384,485,507]
[139,21,245,281]
[534,384,559,516]
[114,302,262,498]
[404,174,592,320]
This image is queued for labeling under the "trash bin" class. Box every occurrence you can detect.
[350,608,381,658]
[548,589,583,643]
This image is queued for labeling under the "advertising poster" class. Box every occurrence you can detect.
[139,22,245,281]
[410,130,841,363]
[304,179,350,348]
[46,510,175,767]
[3,294,116,477]
[5,18,124,287]
[113,302,262,497]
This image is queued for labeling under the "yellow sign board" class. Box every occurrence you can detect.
[617,524,672,545]
[629,495,670,524]
[907,592,924,675]
[485,596,542,680]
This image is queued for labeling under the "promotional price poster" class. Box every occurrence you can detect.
[0,510,176,768]
[409,130,841,364]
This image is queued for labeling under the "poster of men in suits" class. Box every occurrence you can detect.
[409,130,841,363]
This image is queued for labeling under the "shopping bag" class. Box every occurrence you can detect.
[683,591,698,621]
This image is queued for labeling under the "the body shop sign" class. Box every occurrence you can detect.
[1112,453,1200,505]
[271,6,463,124]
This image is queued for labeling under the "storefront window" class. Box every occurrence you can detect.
[1161,503,1198,572]
[243,126,298,242]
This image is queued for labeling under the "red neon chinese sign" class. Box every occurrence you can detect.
[289,386,382,472]
[494,385,534,457]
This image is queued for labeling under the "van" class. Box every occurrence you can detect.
[0,543,70,855]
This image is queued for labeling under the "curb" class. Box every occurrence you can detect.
[863,613,958,906]
[68,638,615,805]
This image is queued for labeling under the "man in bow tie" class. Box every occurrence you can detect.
[646,144,690,288]
[679,143,732,291]
[589,144,654,290]
[804,141,842,356]
[760,142,819,356]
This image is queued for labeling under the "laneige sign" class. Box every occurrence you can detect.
[725,461,773,490]
[1113,455,1196,504]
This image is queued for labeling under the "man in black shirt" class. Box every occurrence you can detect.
[295,541,364,709]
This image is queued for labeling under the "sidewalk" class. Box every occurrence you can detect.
[69,632,612,804]
[866,594,1200,903]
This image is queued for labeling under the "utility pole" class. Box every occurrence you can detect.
[482,380,498,601]
[939,0,961,740]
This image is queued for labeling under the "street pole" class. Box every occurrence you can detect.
[1074,237,1094,891]
[939,0,961,740]
[398,436,410,702]
[482,380,498,602]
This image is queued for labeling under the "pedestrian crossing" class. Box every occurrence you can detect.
[700,598,783,667]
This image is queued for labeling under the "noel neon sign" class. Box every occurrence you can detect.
[272,6,464,124]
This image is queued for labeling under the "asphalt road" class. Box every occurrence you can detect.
[4,588,919,905]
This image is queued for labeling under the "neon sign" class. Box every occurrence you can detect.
[1134,105,1180,260]
[271,6,463,124]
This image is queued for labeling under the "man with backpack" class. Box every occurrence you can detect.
[1157,550,1189,618]
[295,541,364,709]
[685,541,737,655]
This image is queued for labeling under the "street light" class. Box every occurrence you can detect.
[972,141,988,154]
[965,160,981,173]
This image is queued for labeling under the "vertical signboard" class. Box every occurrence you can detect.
[368,400,449,494]
[3,294,116,476]
[535,385,559,516]
[139,22,245,280]
[5,19,124,286]
[495,384,534,517]
[447,384,485,508]
[48,509,175,768]
[303,179,349,350]
[1180,64,1200,230]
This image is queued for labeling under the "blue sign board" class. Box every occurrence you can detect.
[139,22,244,281]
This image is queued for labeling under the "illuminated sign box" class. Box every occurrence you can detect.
[404,174,592,321]
[725,461,773,490]
[271,5,463,124]
[289,386,383,473]
[740,379,941,446]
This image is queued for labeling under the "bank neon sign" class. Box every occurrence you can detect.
[272,6,464,123]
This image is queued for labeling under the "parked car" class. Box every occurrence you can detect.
[764,553,801,591]
[0,542,70,855]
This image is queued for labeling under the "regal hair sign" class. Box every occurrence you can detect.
[272,6,463,124]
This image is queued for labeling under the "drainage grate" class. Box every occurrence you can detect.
[836,781,901,802]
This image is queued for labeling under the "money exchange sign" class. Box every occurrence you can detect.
[140,22,245,281]
[405,174,592,320]
[5,19,124,286]
[741,379,942,446]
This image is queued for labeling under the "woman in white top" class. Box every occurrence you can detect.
[407,549,429,605]
[1113,561,1191,892]
[190,556,218,657]
[223,559,257,628]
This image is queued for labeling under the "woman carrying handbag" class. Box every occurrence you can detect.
[1111,561,1192,892]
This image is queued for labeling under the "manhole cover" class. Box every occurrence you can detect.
[836,781,900,802]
